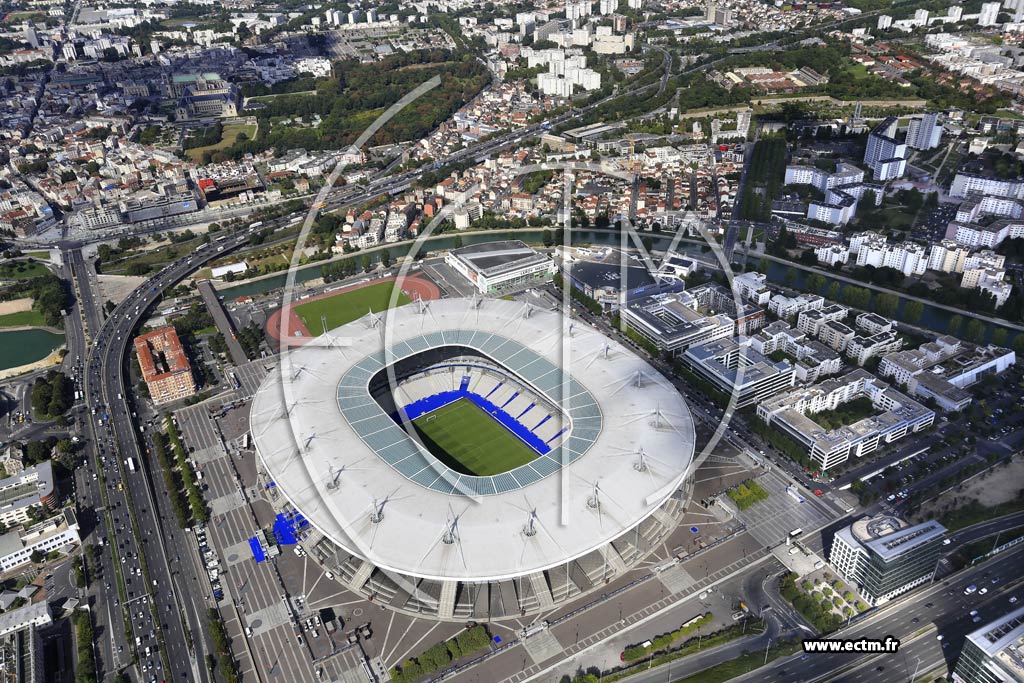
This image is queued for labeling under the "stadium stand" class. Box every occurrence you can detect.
[392,360,568,454]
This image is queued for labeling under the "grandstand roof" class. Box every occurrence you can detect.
[251,297,695,582]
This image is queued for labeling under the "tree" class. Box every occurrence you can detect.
[30,550,44,564]
[991,328,1008,346]
[948,314,963,336]
[874,292,899,318]
[903,300,924,324]
[453,235,464,249]
[828,281,842,302]
[798,249,817,265]
[380,249,392,268]
[541,229,553,247]
[807,273,826,293]
[964,319,986,343]
[361,254,372,272]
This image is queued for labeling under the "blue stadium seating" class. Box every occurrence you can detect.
[399,381,553,455]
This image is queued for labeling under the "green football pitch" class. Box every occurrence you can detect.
[294,281,411,332]
[412,398,538,476]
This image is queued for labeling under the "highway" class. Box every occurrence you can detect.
[69,227,255,682]
[736,545,1024,682]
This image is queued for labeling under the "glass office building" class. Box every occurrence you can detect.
[829,515,946,606]
[953,605,1024,683]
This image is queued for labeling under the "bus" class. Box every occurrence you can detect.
[789,528,804,538]
[126,458,136,473]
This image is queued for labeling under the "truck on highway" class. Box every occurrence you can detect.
[126,458,136,473]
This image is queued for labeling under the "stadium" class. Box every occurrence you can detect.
[250,297,696,621]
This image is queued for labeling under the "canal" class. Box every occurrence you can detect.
[218,229,1016,343]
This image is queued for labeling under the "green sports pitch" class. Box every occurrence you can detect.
[412,398,539,476]
[293,281,411,332]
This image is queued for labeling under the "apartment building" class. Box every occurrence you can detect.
[749,320,843,383]
[863,117,907,181]
[906,112,942,150]
[797,304,849,337]
[927,240,971,273]
[768,293,824,320]
[133,326,197,405]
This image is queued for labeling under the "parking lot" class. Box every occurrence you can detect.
[174,389,473,683]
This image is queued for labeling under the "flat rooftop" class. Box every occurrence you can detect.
[448,240,550,278]
[966,603,1024,681]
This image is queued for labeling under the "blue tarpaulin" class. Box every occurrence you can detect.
[273,513,298,545]
[249,536,266,562]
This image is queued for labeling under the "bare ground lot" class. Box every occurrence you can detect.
[0,298,33,315]
[913,454,1024,523]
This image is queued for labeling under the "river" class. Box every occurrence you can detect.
[0,328,64,372]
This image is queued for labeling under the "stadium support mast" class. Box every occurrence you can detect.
[370,497,388,524]
[327,465,344,490]
[634,447,648,473]
[523,508,539,537]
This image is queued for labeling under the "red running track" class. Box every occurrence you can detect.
[265,275,441,347]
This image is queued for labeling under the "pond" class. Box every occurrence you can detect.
[0,329,64,372]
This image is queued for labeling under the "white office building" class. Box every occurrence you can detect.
[757,369,935,471]
[830,515,946,607]
[682,339,795,408]
[445,241,555,295]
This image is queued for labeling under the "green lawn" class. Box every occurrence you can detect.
[293,281,411,332]
[0,310,46,328]
[185,123,257,162]
[24,251,50,260]
[810,396,877,430]
[0,262,48,280]
[412,398,538,476]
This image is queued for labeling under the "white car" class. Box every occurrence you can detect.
[980,588,990,595]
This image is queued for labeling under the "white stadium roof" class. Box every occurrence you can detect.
[251,297,695,583]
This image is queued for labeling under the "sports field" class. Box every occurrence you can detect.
[412,398,538,476]
[293,281,411,332]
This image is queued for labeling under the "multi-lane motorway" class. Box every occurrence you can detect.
[67,228,255,682]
